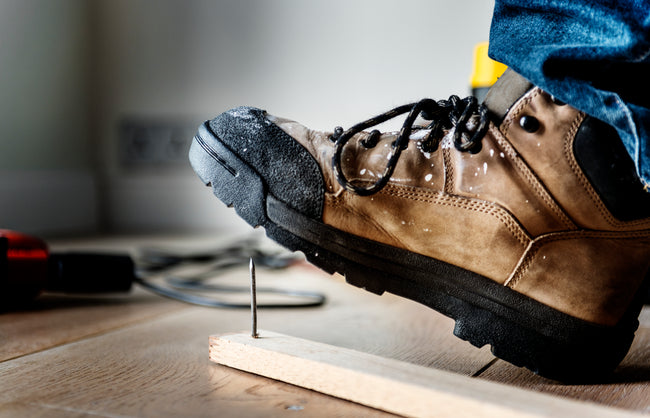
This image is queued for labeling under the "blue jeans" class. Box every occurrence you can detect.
[488,0,650,187]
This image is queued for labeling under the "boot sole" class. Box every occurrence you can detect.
[190,121,644,382]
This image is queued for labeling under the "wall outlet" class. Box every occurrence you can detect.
[119,118,198,168]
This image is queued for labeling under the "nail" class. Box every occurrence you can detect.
[250,257,259,338]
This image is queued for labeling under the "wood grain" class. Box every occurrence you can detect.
[0,288,185,362]
[0,308,396,417]
[477,307,650,413]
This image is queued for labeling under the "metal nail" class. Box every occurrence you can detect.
[250,257,259,338]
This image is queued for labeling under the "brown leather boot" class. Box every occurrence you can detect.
[190,69,650,381]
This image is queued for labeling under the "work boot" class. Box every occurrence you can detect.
[189,69,650,381]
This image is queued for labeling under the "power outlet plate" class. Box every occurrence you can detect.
[119,118,198,168]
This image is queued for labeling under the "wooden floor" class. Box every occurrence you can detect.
[1,234,649,417]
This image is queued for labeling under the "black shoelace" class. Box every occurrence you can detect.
[330,96,489,196]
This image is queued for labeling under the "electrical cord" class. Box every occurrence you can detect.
[132,238,327,309]
[134,276,326,309]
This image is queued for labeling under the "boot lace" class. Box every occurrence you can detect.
[330,96,489,196]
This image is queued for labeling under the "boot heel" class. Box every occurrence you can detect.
[344,264,386,295]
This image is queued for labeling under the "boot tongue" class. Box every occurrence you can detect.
[483,68,534,123]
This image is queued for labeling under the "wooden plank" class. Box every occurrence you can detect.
[209,331,642,418]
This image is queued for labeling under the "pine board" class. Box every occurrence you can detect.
[209,331,643,418]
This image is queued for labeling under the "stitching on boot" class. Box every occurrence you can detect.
[489,122,576,230]
[383,184,530,247]
[563,113,650,229]
[506,229,650,290]
[443,143,455,194]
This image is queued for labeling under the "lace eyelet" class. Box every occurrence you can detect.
[360,130,380,148]
[419,138,438,153]
[329,126,344,142]
[331,96,489,196]
[519,115,540,133]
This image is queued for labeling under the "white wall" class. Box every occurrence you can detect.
[0,0,495,236]
[94,0,495,234]
[0,0,97,236]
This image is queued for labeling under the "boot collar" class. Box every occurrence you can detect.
[483,69,533,124]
